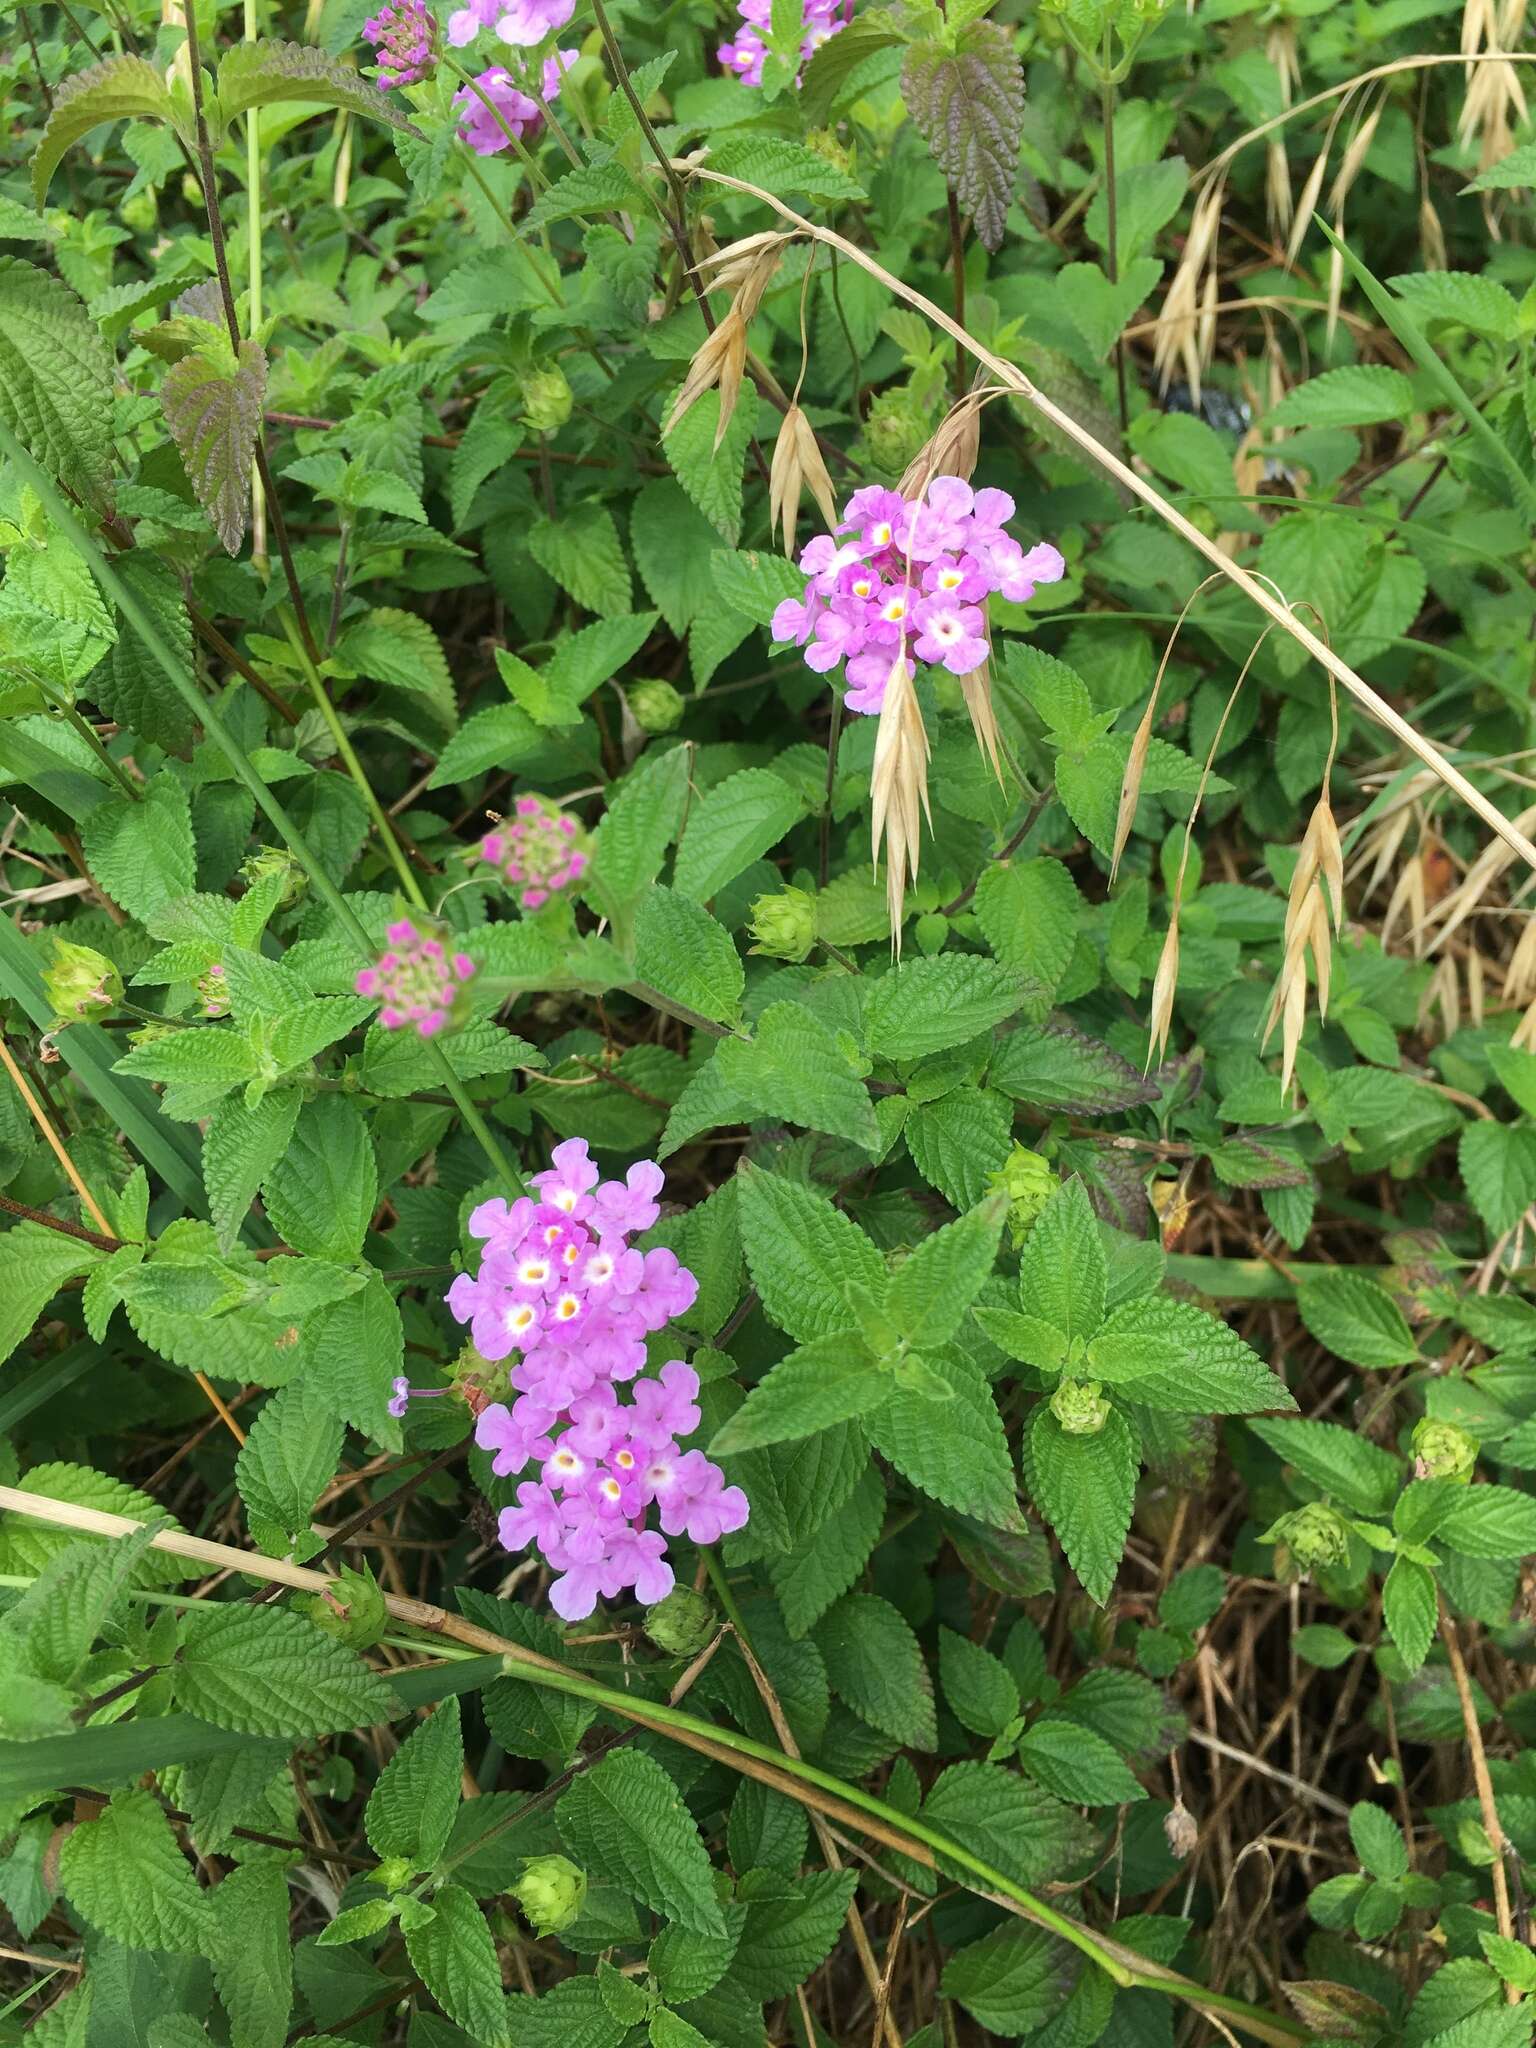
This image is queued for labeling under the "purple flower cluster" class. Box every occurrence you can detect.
[356,916,476,1038]
[447,0,570,45]
[719,0,850,87]
[453,49,576,154]
[447,1139,748,1621]
[480,795,589,910]
[363,0,436,85]
[772,480,1066,715]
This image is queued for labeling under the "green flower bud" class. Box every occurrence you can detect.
[375,1856,414,1893]
[748,886,817,963]
[988,1144,1057,1247]
[512,1854,586,1937]
[520,366,574,434]
[299,1564,389,1649]
[195,963,230,1019]
[628,678,685,735]
[240,844,308,909]
[861,394,931,478]
[43,939,122,1025]
[1264,1502,1350,1581]
[1051,1380,1110,1436]
[1412,1418,1477,1484]
[120,190,158,235]
[643,1586,715,1658]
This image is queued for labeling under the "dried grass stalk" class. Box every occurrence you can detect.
[769,404,838,556]
[667,235,788,446]
[870,653,932,951]
[1504,916,1536,1004]
[1153,179,1225,399]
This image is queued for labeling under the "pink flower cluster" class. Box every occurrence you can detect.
[771,481,1066,715]
[719,0,850,87]
[447,0,569,45]
[446,1139,748,1621]
[355,916,476,1038]
[480,795,589,910]
[454,49,575,154]
[363,0,436,85]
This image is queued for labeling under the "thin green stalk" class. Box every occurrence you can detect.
[244,0,266,570]
[53,699,141,802]
[276,608,429,913]
[443,55,552,192]
[0,420,523,1194]
[380,1628,1306,2044]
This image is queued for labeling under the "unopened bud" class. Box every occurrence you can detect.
[195,962,230,1019]
[1411,1418,1477,1484]
[241,844,308,909]
[43,938,121,1025]
[299,1564,389,1649]
[1164,1798,1198,1859]
[1051,1380,1110,1436]
[988,1144,1056,1247]
[520,366,573,434]
[1263,1501,1350,1581]
[628,678,685,735]
[748,886,817,963]
[643,1586,715,1658]
[512,1854,586,1937]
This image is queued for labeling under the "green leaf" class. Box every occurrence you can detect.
[556,1749,725,1937]
[1055,257,1163,362]
[1488,1043,1536,1118]
[0,1460,194,1589]
[95,554,198,756]
[866,955,1024,1061]
[990,1019,1159,1114]
[674,767,805,903]
[1022,1403,1138,1606]
[1466,142,1536,190]
[1086,1295,1294,1414]
[710,1336,883,1455]
[1266,365,1416,429]
[662,386,758,545]
[901,20,1023,250]
[261,1095,377,1263]
[942,1925,1073,2035]
[815,1591,936,1748]
[32,54,175,205]
[1349,1802,1408,1882]
[904,1087,1013,1210]
[1017,1718,1147,1805]
[216,39,409,127]
[0,1527,152,1687]
[332,608,455,728]
[1297,1270,1417,1370]
[0,1221,103,1367]
[366,1696,464,1872]
[727,1869,858,2002]
[1432,1484,1536,1560]
[885,1197,1004,1349]
[1460,1121,1536,1238]
[866,1344,1018,1527]
[767,1463,886,1638]
[173,1603,396,1736]
[80,773,197,923]
[1017,1178,1104,1343]
[202,1089,302,1251]
[522,160,640,229]
[161,337,268,556]
[710,545,807,626]
[235,1379,343,1559]
[1388,269,1520,341]
[302,1274,405,1446]
[973,859,1081,1017]
[1248,1417,1401,1517]
[707,135,866,202]
[405,1883,509,2045]
[938,1626,1019,1739]
[114,1027,261,1124]
[921,1760,1091,1888]
[737,1163,887,1343]
[58,1787,216,1955]
[716,1001,879,1151]
[586,744,691,928]
[210,1859,293,2048]
[0,257,115,503]
[633,887,744,1026]
[529,500,632,617]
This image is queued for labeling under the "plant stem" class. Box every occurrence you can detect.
[243,0,266,569]
[179,0,320,662]
[276,609,430,913]
[0,420,523,1194]
[946,187,967,402]
[1100,34,1129,433]
[55,701,141,802]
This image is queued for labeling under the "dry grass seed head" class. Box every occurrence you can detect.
[668,235,790,447]
[1421,801,1536,954]
[1153,178,1225,398]
[769,404,837,557]
[871,654,932,951]
[1110,572,1228,884]
[1147,916,1181,1071]
[1503,915,1536,1003]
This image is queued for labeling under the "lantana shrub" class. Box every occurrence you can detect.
[4,0,1536,2041]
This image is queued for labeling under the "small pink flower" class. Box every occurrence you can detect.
[355,916,475,1039]
[912,594,989,674]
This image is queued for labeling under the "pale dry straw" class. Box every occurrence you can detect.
[667,234,788,448]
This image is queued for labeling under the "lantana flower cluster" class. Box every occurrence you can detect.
[445,1139,748,1621]
[771,480,1066,715]
[363,0,436,85]
[447,0,569,46]
[453,49,577,153]
[479,795,589,910]
[719,0,849,87]
[355,916,477,1039]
